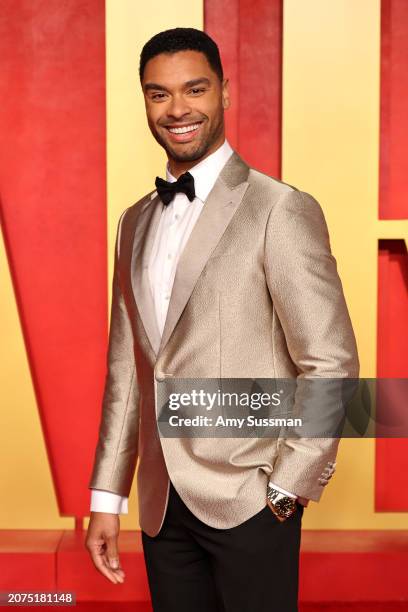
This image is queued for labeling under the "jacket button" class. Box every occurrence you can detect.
[155,371,166,382]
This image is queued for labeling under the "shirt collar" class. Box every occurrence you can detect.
[165,139,234,202]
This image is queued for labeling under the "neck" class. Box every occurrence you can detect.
[167,136,225,179]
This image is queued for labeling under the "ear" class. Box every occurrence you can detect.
[222,78,231,110]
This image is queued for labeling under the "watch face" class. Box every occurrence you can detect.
[275,497,296,517]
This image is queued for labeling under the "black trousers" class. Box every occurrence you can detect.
[141,480,304,612]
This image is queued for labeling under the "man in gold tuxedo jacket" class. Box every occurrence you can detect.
[86,27,359,612]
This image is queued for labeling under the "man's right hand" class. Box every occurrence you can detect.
[85,512,126,584]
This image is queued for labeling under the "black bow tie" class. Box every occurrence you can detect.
[155,171,196,206]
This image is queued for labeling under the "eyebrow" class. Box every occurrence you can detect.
[144,77,211,93]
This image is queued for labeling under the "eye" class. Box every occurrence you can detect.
[151,92,167,100]
[189,87,206,95]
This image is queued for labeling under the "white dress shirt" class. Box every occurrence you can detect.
[90,139,296,514]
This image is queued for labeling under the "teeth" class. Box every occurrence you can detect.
[168,123,200,134]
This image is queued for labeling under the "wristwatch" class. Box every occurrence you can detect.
[267,484,297,522]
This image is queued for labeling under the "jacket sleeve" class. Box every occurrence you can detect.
[88,208,140,497]
[263,189,359,502]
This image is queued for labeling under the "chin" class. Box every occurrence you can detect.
[168,142,209,163]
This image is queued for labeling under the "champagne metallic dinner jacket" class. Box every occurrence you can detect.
[88,150,359,537]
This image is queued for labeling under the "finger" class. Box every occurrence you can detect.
[105,534,121,570]
[88,547,121,584]
[87,537,125,583]
[99,554,124,584]
[101,553,125,583]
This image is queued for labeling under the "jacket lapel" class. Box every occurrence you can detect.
[158,151,250,356]
[129,192,163,356]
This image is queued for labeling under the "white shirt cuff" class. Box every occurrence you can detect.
[90,489,129,514]
[268,481,297,499]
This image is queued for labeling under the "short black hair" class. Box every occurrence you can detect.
[139,27,224,83]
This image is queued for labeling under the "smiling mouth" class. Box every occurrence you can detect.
[163,121,204,143]
[165,121,203,134]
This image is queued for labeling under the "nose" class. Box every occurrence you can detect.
[166,94,192,121]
